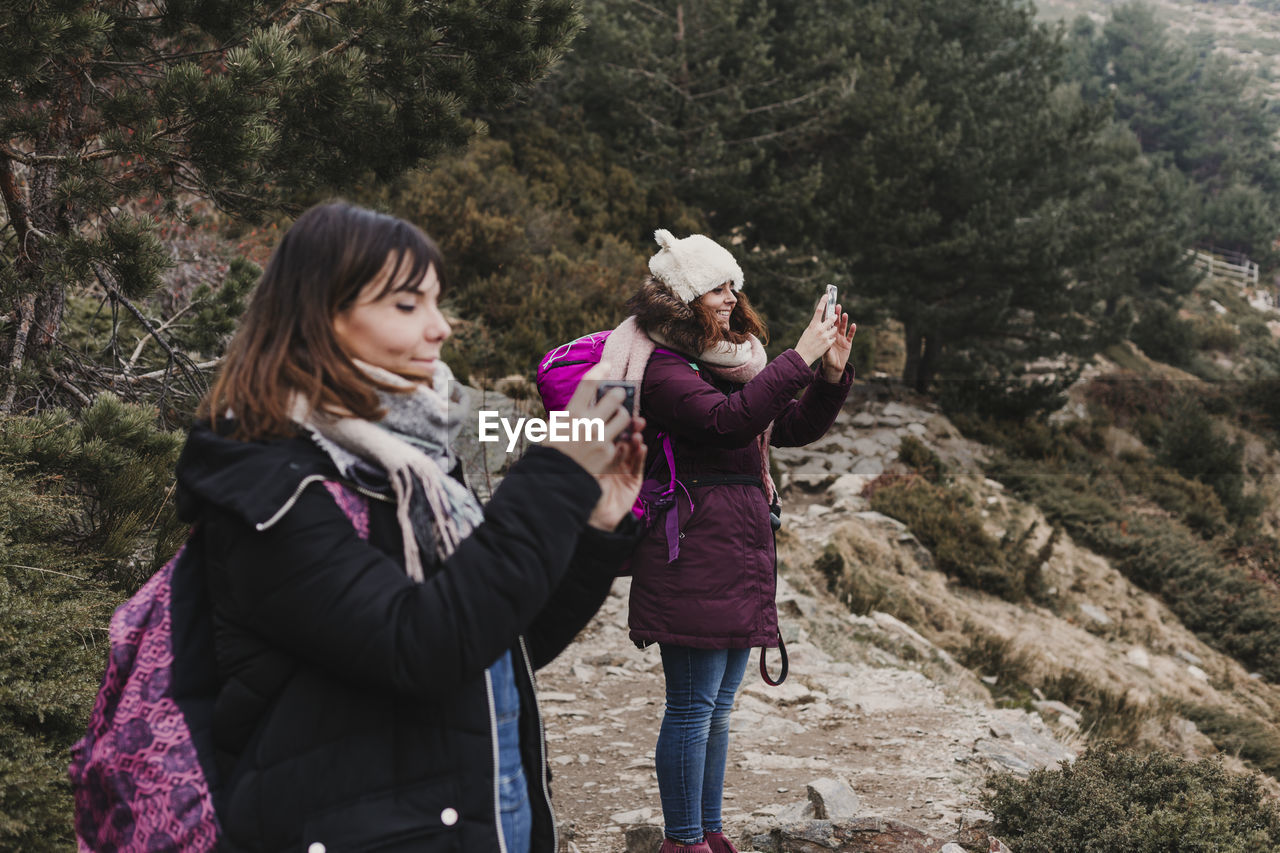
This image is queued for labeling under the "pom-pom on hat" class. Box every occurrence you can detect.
[648,229,744,303]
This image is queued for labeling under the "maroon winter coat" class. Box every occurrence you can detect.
[627,347,854,649]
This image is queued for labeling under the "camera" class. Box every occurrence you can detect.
[595,380,637,440]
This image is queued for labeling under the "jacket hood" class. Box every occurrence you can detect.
[175,422,342,530]
[627,277,706,358]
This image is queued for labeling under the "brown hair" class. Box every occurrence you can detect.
[201,202,446,440]
[689,289,768,352]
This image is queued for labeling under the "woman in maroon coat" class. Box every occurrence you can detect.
[621,230,856,852]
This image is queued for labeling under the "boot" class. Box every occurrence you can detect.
[659,838,712,853]
[704,830,740,853]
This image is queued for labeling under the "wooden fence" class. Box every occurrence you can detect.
[1189,248,1259,287]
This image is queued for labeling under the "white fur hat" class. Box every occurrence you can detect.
[648,229,744,303]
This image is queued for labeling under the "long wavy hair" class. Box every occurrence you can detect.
[201,201,446,440]
[689,286,768,352]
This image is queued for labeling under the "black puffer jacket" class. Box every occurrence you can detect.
[174,424,634,853]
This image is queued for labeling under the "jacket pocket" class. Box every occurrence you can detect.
[302,779,462,852]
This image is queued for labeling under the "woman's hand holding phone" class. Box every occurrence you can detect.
[557,363,634,477]
[821,310,857,382]
[794,293,841,364]
[557,363,646,530]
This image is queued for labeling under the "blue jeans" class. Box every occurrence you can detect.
[655,645,751,844]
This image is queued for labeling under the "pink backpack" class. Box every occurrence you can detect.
[536,331,697,562]
[68,481,369,852]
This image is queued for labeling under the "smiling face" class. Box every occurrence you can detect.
[332,254,451,385]
[697,281,738,331]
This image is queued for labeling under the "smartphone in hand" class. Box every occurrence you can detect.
[595,380,637,440]
[824,284,838,321]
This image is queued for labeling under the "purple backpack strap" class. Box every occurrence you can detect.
[323,480,370,540]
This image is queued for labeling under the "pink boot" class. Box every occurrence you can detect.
[704,831,740,853]
[659,838,712,853]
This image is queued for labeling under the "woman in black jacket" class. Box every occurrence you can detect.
[176,201,644,852]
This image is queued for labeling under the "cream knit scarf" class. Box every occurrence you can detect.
[292,360,485,581]
[602,316,777,502]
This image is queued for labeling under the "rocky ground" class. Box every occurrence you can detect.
[532,388,1078,853]
[467,373,1280,852]
[538,575,1073,853]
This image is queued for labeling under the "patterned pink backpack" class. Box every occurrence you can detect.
[68,482,369,852]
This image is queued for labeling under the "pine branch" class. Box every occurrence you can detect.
[54,374,92,406]
[119,359,220,383]
[92,263,203,392]
[127,301,198,369]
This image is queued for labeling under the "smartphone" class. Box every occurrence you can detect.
[595,380,637,440]
[824,284,838,321]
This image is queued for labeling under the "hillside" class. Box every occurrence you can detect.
[485,266,1280,852]
[1039,0,1280,98]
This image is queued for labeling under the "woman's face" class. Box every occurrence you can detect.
[333,255,451,385]
[698,282,738,331]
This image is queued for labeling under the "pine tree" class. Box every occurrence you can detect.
[0,0,583,412]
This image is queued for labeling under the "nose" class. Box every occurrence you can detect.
[426,307,451,342]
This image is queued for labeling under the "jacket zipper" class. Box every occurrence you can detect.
[255,475,327,530]
[518,635,557,852]
[484,669,510,853]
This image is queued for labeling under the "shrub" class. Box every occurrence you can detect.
[982,745,1280,851]
[897,434,944,482]
[1194,316,1241,354]
[865,474,1040,602]
[1116,459,1230,539]
[1158,395,1262,526]
[0,398,182,848]
[994,457,1280,681]
[1130,302,1197,367]
[1180,704,1280,778]
[1082,373,1174,429]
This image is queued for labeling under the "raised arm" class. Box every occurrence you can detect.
[208,446,600,701]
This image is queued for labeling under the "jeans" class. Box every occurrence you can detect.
[655,645,751,844]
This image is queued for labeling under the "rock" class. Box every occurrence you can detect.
[774,799,817,823]
[807,777,861,820]
[752,817,945,853]
[851,437,883,457]
[1187,664,1209,682]
[791,463,835,490]
[939,845,968,853]
[830,473,873,501]
[1078,603,1111,626]
[1031,700,1081,722]
[850,457,885,477]
[610,807,653,824]
[989,837,1014,853]
[853,511,907,532]
[852,412,876,428]
[905,422,927,436]
[624,824,664,853]
[1176,649,1203,666]
[1126,647,1151,670]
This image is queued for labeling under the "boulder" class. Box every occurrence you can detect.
[807,777,861,820]
[624,824,664,853]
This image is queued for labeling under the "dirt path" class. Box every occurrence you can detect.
[537,575,1072,853]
